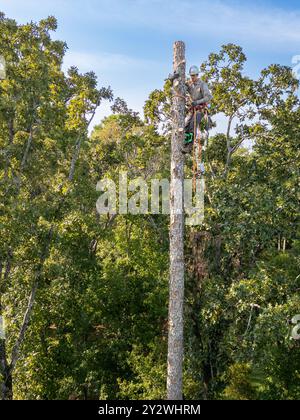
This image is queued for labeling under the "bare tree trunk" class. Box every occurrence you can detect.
[167,41,186,400]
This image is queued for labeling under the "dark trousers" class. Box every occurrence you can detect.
[185,111,203,134]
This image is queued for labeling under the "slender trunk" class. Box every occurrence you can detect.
[224,114,234,176]
[0,339,12,400]
[282,237,286,252]
[8,117,15,144]
[9,279,40,374]
[20,127,34,171]
[0,252,13,400]
[68,136,82,182]
[167,41,186,400]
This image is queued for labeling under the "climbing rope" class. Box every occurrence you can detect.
[192,108,197,192]
[192,105,208,191]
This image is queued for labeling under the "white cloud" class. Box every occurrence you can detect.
[4,0,300,51]
[62,51,159,74]
[84,0,300,51]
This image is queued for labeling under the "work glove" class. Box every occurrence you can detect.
[165,72,180,82]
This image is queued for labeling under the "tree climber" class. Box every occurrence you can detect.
[182,65,213,154]
[167,65,213,154]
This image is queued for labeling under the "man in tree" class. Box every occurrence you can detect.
[182,65,213,154]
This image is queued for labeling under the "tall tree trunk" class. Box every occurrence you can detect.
[167,40,186,400]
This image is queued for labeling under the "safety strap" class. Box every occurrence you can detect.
[192,104,210,188]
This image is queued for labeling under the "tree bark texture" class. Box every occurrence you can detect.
[167,40,186,400]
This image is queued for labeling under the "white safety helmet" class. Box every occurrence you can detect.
[189,65,199,76]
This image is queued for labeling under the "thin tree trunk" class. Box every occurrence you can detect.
[20,127,34,171]
[223,114,234,176]
[0,253,13,400]
[167,41,186,400]
[9,277,40,374]
[282,237,286,252]
[0,339,12,400]
[8,117,15,145]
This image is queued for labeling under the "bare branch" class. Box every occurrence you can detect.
[9,227,54,375]
[20,127,34,172]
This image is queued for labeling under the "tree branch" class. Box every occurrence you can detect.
[8,227,54,375]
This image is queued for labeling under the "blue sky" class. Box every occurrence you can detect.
[1,0,300,130]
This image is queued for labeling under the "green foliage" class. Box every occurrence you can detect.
[222,363,257,400]
[117,341,167,400]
